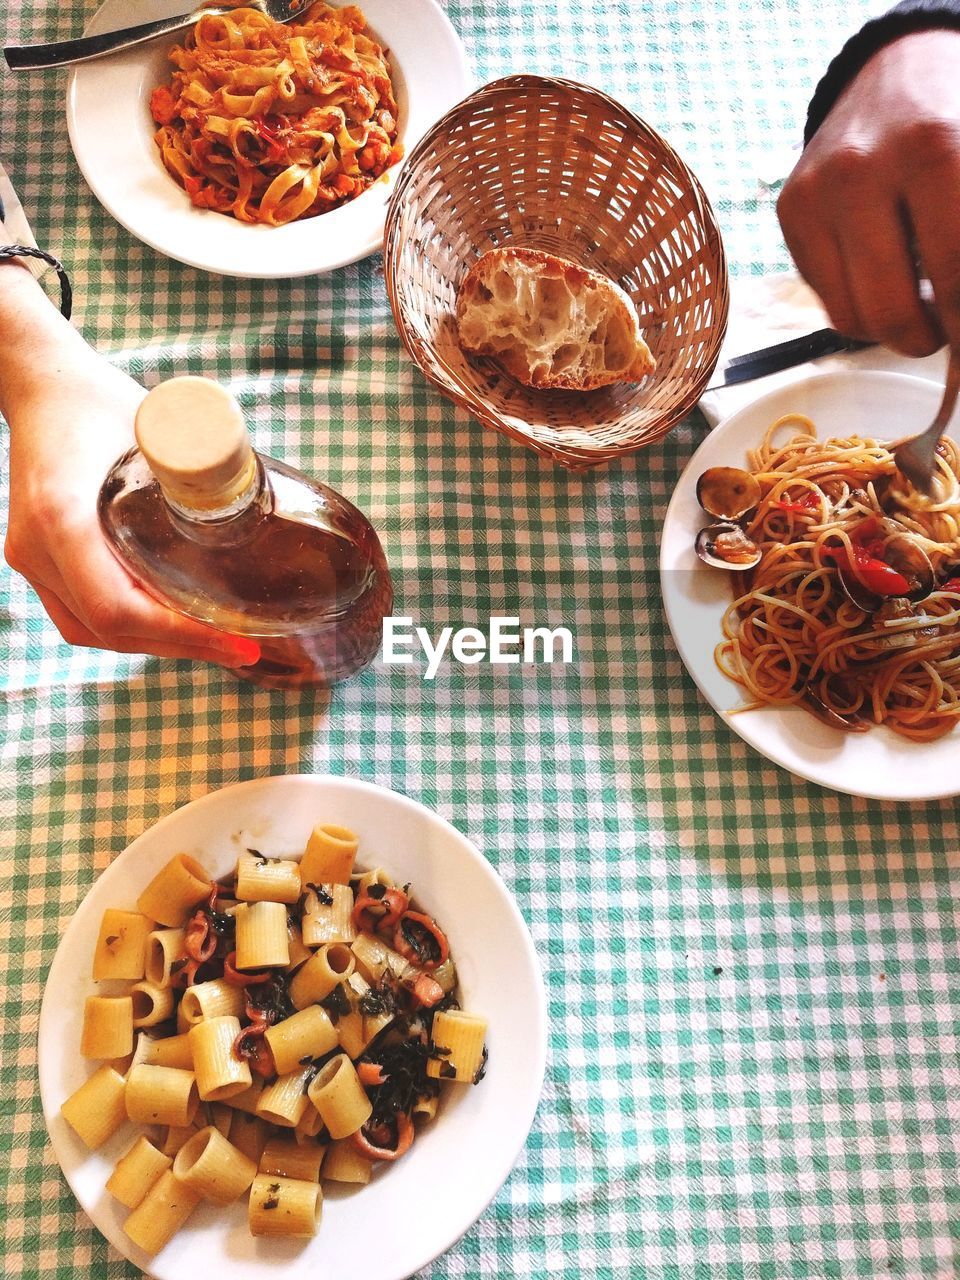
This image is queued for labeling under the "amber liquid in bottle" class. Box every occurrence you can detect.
[98,378,392,690]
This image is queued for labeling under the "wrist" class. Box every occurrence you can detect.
[0,243,73,318]
[806,4,960,144]
[0,255,35,280]
[863,25,960,76]
[0,255,61,328]
[0,268,87,423]
[0,254,45,294]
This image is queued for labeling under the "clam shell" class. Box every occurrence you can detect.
[694,522,761,571]
[801,689,869,733]
[833,533,935,612]
[696,467,761,521]
[883,535,934,602]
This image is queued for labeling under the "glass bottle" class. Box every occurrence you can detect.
[98,376,392,690]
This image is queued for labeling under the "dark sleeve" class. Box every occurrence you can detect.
[805,0,960,143]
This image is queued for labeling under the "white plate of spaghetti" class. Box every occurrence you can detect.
[661,369,960,800]
[66,0,470,276]
[38,775,546,1280]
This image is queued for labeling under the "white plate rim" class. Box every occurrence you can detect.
[38,774,547,1279]
[660,368,960,802]
[65,0,471,277]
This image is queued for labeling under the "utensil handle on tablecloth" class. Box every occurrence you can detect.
[705,328,876,390]
[3,9,225,69]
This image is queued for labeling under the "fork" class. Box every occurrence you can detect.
[894,350,960,497]
[4,0,305,70]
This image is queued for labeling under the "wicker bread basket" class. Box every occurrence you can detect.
[383,75,729,469]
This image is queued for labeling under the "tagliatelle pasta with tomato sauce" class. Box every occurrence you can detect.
[149,3,402,226]
[60,828,487,1254]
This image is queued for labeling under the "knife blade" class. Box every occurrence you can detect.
[706,328,876,390]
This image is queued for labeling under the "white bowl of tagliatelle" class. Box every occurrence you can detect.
[65,0,470,276]
[39,775,545,1280]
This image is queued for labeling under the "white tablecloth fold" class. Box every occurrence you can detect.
[699,272,947,427]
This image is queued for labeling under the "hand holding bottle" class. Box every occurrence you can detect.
[0,264,260,668]
[100,377,392,689]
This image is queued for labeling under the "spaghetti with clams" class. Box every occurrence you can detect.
[149,3,401,226]
[713,415,960,742]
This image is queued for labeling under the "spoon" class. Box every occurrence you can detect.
[894,350,960,496]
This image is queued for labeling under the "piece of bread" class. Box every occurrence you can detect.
[455,247,655,392]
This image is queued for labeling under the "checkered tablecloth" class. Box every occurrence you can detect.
[4,1,960,1277]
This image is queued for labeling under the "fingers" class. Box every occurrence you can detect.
[836,205,942,356]
[907,128,960,354]
[35,580,261,667]
[779,155,941,355]
[6,483,261,668]
[778,186,858,333]
[29,532,261,668]
[33,585,101,649]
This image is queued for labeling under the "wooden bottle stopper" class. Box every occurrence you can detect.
[135,376,256,510]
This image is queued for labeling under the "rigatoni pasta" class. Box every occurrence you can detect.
[67,826,488,1253]
[256,1065,313,1128]
[225,1079,264,1115]
[125,1064,199,1127]
[142,1031,193,1069]
[228,1110,269,1165]
[236,852,301,904]
[172,1125,257,1203]
[259,1134,325,1182]
[209,1102,234,1138]
[80,996,134,1060]
[189,1015,252,1101]
[137,854,212,927]
[234,901,290,969]
[351,930,415,985]
[300,883,356,946]
[248,1173,322,1238]
[295,1102,325,1140]
[180,978,245,1024]
[123,1168,200,1255]
[288,942,355,1008]
[285,921,312,972]
[426,1010,489,1083]
[338,971,396,1058]
[161,1120,203,1156]
[92,910,152,981]
[306,1054,372,1138]
[300,823,358,887]
[264,1006,338,1076]
[106,1136,172,1209]
[130,981,175,1029]
[322,1137,372,1184]
[145,927,186,987]
[60,1064,128,1149]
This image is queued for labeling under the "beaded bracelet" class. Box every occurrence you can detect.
[0,244,73,320]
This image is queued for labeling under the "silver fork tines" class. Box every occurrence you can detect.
[894,352,960,498]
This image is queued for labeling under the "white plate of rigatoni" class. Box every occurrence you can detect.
[38,774,546,1280]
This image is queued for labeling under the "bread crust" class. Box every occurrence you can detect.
[455,246,655,392]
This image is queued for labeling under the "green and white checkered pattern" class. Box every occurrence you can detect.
[4,2,960,1277]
